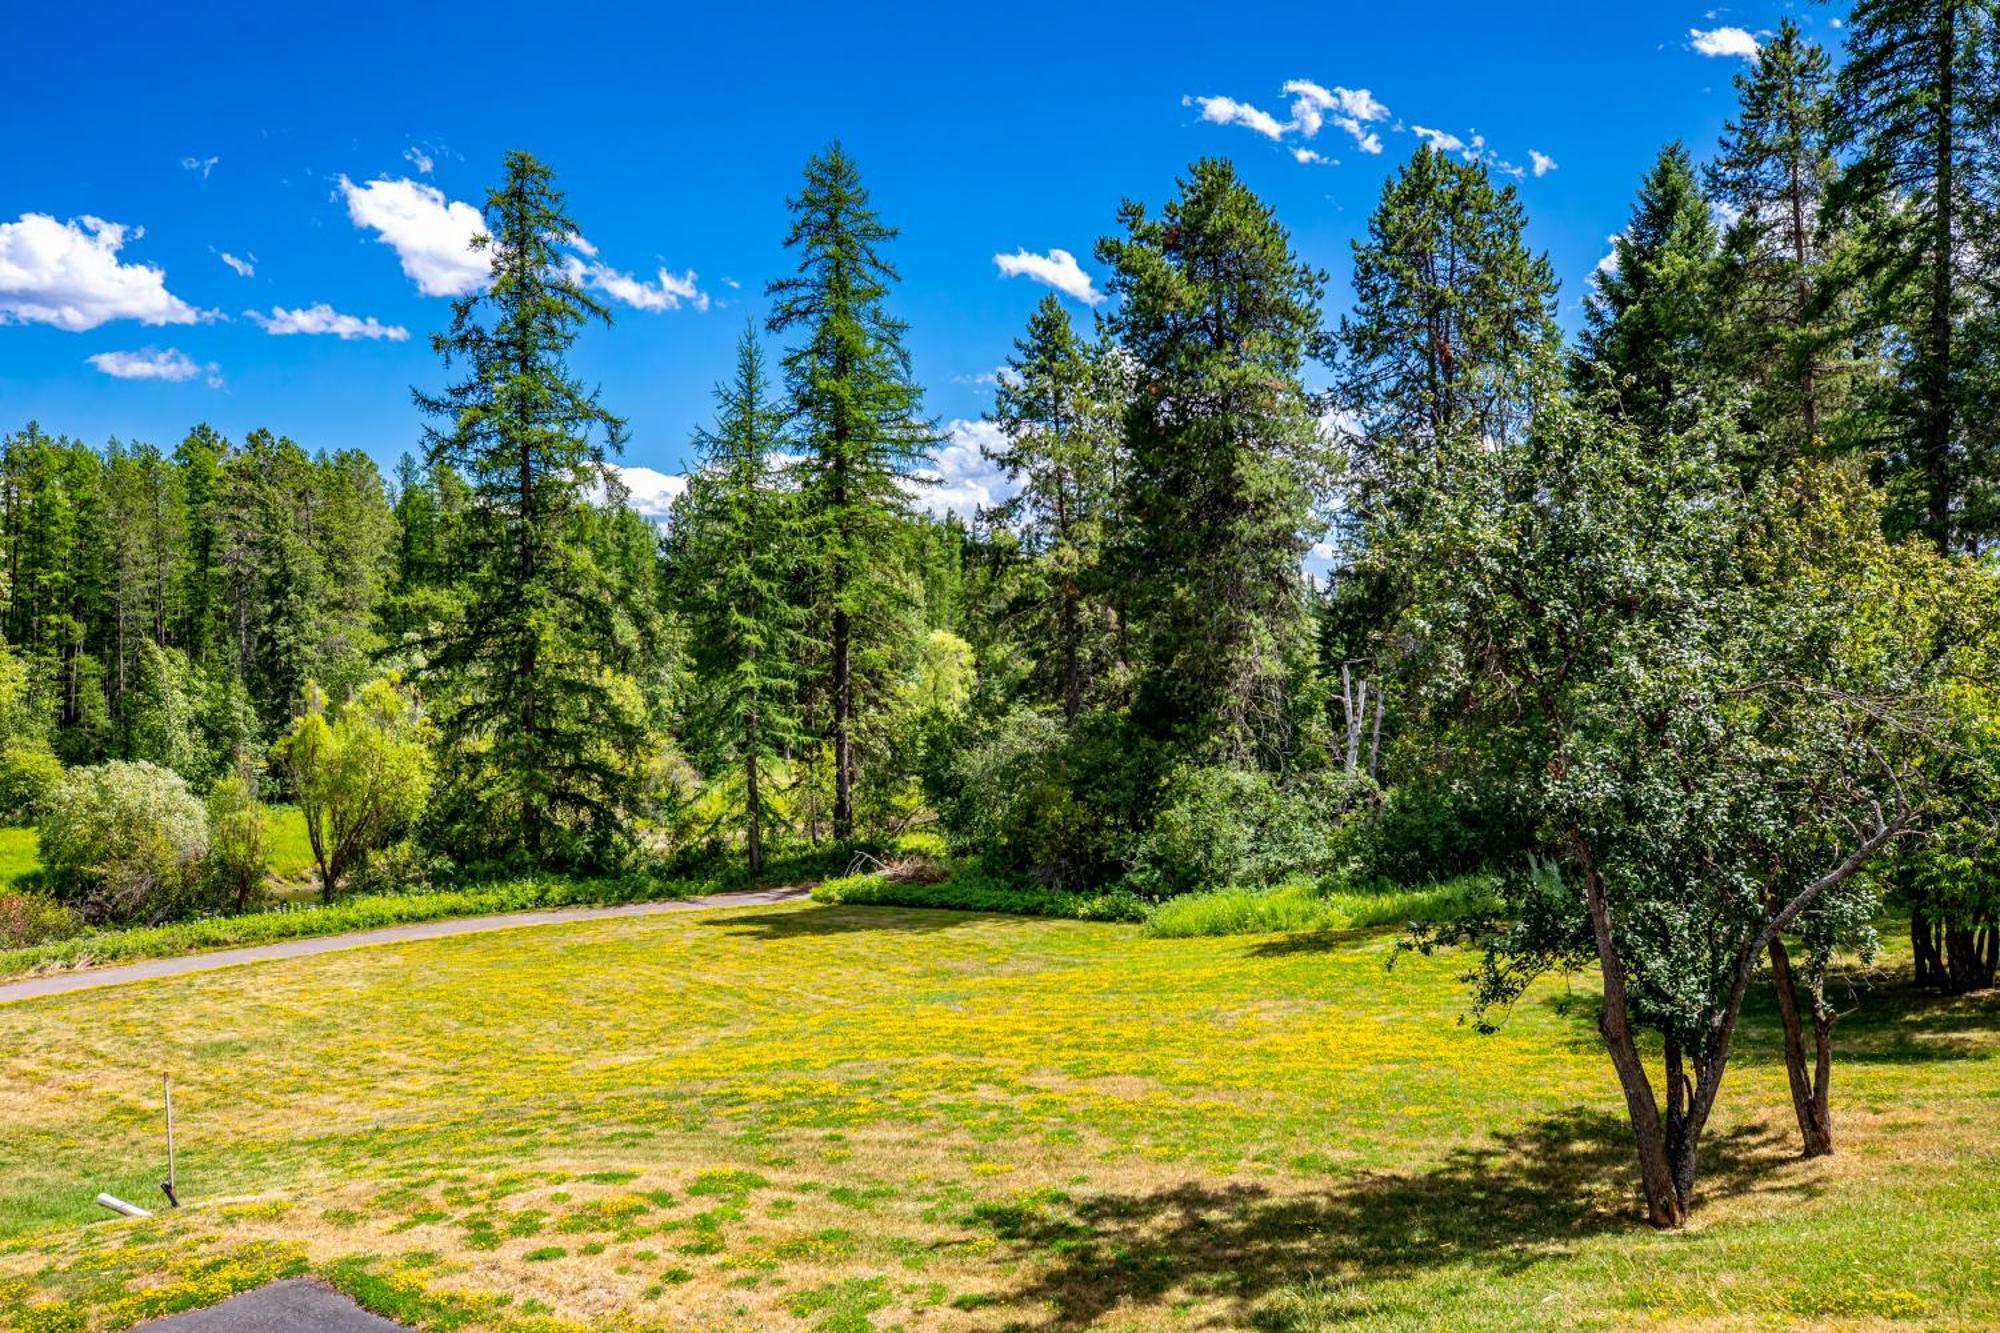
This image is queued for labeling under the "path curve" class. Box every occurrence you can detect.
[0,883,812,1006]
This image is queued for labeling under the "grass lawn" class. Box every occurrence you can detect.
[0,903,1994,1331]
[0,828,38,891]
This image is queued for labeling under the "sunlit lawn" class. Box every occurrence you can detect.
[0,901,1994,1330]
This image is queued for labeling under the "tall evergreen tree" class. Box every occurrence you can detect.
[1835,0,2000,551]
[1098,158,1327,766]
[1708,19,1854,466]
[417,149,648,864]
[1579,142,1725,434]
[983,293,1125,722]
[1336,145,1559,520]
[666,325,800,875]
[766,143,934,842]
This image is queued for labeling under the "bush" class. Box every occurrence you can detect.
[0,889,84,948]
[39,760,210,921]
[1348,769,1517,884]
[811,866,1149,922]
[939,709,1149,889]
[1124,765,1371,899]
[0,740,63,822]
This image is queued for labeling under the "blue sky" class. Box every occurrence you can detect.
[0,0,1839,517]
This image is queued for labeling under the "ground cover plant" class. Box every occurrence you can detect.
[1,900,1995,1331]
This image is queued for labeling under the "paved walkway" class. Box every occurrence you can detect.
[0,884,812,1006]
[142,1279,406,1330]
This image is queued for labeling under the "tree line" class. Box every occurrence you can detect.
[4,0,1998,1231]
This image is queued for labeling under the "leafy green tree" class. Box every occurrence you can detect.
[1707,18,1858,468]
[983,294,1125,722]
[1097,157,1327,766]
[1391,397,1943,1226]
[125,640,200,779]
[666,325,801,875]
[766,143,935,841]
[417,149,652,864]
[276,677,436,902]
[204,767,268,913]
[1579,143,1725,434]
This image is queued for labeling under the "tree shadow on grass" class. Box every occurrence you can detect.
[970,1108,1805,1329]
[698,904,989,940]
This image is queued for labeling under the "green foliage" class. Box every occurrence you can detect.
[125,640,200,778]
[0,740,63,822]
[417,149,658,868]
[1124,765,1370,899]
[1099,158,1328,767]
[38,760,209,921]
[1142,874,1495,939]
[0,889,82,948]
[275,676,436,902]
[204,771,269,913]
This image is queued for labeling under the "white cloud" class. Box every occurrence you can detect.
[564,255,708,312]
[0,213,205,331]
[1530,150,1558,177]
[1411,125,1469,155]
[246,303,410,340]
[1689,25,1760,58]
[1292,147,1333,165]
[1595,234,1623,278]
[1281,80,1388,153]
[87,347,220,386]
[603,464,687,523]
[992,247,1103,305]
[1184,94,1288,140]
[338,175,490,296]
[181,156,219,179]
[218,250,255,278]
[403,146,435,174]
[909,419,1016,520]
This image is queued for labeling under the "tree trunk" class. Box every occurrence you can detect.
[831,603,853,842]
[1912,909,1940,987]
[744,708,764,878]
[1578,849,1687,1227]
[1768,936,1834,1157]
[1925,9,1956,555]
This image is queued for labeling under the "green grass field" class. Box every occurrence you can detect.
[0,901,1995,1331]
[0,810,318,898]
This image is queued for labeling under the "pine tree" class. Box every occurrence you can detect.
[1707,19,1854,467]
[1098,158,1327,766]
[983,294,1124,722]
[1834,0,2000,551]
[666,325,800,875]
[417,149,648,865]
[1337,145,1559,520]
[766,143,934,842]
[1579,143,1725,434]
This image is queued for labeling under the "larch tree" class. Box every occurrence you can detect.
[766,142,934,842]
[666,324,801,875]
[417,149,649,866]
[982,293,1125,723]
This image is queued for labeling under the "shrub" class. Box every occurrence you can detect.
[0,740,63,821]
[1142,874,1497,938]
[39,760,210,921]
[0,889,84,948]
[1348,769,1516,884]
[205,773,269,913]
[1124,765,1371,899]
[811,866,1148,922]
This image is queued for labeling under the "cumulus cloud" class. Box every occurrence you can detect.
[601,464,688,524]
[338,175,491,296]
[993,247,1103,305]
[564,255,709,312]
[0,213,205,331]
[86,347,220,386]
[908,419,1016,520]
[403,146,435,174]
[1280,79,1388,153]
[181,156,219,179]
[1411,125,1468,155]
[246,303,410,340]
[1689,25,1760,58]
[218,250,256,278]
[1183,94,1288,140]
[1530,150,1558,177]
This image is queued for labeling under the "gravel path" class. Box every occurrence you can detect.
[139,1279,406,1330]
[0,883,812,1006]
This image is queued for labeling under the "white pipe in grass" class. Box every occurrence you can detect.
[95,1193,152,1218]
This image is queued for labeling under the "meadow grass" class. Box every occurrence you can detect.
[0,900,1993,1330]
[0,829,38,891]
[1142,875,1497,938]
